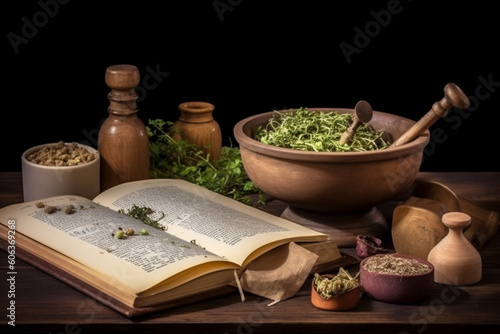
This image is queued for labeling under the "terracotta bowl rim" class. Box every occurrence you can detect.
[234,108,430,163]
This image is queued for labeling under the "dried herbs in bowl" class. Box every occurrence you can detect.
[311,267,361,311]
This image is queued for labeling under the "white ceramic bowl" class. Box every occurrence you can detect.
[21,143,100,202]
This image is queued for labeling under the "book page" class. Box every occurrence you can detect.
[0,196,239,294]
[93,179,328,267]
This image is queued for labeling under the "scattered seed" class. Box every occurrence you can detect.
[44,205,57,214]
[64,204,75,214]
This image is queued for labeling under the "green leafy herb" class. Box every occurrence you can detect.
[255,107,388,152]
[119,205,166,231]
[147,119,265,206]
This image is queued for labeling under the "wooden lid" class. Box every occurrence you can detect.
[105,64,140,91]
[442,212,472,230]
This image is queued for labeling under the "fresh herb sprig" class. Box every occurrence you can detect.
[118,205,166,231]
[147,119,265,206]
[255,108,388,152]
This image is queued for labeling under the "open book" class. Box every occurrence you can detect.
[0,179,348,317]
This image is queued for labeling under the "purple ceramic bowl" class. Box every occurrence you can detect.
[360,254,434,304]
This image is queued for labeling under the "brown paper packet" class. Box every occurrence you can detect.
[234,242,319,306]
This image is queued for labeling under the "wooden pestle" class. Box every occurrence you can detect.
[390,83,470,147]
[339,100,373,145]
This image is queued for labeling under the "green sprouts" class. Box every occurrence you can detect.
[255,108,388,152]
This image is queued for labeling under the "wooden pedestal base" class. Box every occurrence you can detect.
[281,206,390,247]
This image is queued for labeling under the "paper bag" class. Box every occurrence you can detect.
[237,242,319,306]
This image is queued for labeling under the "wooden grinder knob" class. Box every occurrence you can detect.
[105,64,140,91]
[442,212,472,230]
[105,65,140,114]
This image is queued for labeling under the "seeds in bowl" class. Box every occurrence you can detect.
[362,254,431,275]
[26,141,98,167]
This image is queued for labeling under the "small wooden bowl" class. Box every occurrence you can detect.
[360,254,434,304]
[311,275,360,311]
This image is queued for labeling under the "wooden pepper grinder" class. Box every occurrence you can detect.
[427,212,482,285]
[98,64,150,191]
[172,101,222,162]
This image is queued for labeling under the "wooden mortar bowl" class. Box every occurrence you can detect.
[234,108,430,213]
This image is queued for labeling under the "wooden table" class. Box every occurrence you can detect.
[1,172,499,333]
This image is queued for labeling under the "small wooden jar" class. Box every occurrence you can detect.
[173,101,222,162]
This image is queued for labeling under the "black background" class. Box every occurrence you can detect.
[3,0,499,172]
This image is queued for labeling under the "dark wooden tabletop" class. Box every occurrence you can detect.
[1,172,499,333]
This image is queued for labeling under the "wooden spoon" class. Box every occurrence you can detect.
[390,83,470,147]
[339,100,373,145]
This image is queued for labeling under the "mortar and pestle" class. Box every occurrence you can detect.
[234,83,472,247]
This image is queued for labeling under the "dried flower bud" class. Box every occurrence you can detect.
[64,205,75,214]
[44,205,57,214]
